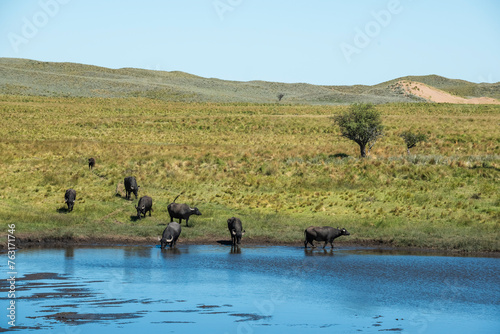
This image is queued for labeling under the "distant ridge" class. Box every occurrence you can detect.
[0,58,499,104]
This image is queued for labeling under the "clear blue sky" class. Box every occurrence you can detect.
[1,0,499,85]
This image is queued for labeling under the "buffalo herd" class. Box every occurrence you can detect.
[62,159,351,249]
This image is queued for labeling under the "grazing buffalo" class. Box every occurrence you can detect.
[124,176,139,200]
[64,189,76,212]
[167,194,201,227]
[304,226,350,249]
[227,217,245,245]
[160,222,182,249]
[136,196,153,219]
[88,158,95,170]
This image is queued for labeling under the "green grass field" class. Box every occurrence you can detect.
[1,95,499,252]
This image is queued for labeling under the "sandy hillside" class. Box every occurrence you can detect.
[394,81,500,104]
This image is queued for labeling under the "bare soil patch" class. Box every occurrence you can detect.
[393,81,500,104]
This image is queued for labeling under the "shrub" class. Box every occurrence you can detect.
[400,131,428,154]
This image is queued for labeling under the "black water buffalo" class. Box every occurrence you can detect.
[167,195,201,227]
[88,157,95,170]
[136,196,153,219]
[304,226,350,249]
[227,217,245,245]
[124,176,139,200]
[160,222,182,249]
[64,189,76,212]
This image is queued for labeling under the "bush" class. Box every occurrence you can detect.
[400,131,428,154]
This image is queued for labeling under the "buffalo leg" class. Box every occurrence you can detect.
[305,236,315,248]
[323,241,328,249]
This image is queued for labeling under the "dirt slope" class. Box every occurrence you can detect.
[394,80,500,104]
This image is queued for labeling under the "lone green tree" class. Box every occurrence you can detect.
[334,103,384,158]
[400,131,427,154]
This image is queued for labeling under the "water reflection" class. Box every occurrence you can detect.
[124,246,151,258]
[64,247,75,275]
[230,245,242,254]
[64,247,74,258]
[160,247,182,256]
[304,248,335,256]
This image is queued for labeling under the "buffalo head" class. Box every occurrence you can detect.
[65,199,75,212]
[136,205,145,219]
[231,229,246,244]
[338,227,350,236]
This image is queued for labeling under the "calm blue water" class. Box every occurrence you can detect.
[1,245,499,333]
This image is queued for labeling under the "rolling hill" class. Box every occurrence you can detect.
[0,58,499,104]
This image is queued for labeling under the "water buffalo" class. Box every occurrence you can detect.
[88,157,95,170]
[167,194,201,227]
[227,217,245,245]
[64,189,76,212]
[136,196,153,219]
[160,222,182,249]
[304,226,350,249]
[124,176,139,200]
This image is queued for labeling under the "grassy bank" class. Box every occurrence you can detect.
[0,95,499,252]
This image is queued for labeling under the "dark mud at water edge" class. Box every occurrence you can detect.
[4,235,500,257]
[0,245,499,333]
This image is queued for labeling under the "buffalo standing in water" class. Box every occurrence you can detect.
[167,194,201,227]
[304,226,350,249]
[124,176,139,200]
[160,222,182,249]
[136,196,153,219]
[227,217,245,245]
[64,189,76,212]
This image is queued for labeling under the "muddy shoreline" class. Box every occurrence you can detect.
[2,234,499,257]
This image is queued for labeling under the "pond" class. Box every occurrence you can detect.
[1,245,499,333]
